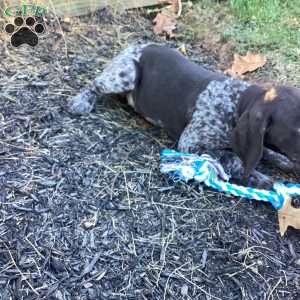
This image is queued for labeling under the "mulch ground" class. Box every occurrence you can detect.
[0,8,300,300]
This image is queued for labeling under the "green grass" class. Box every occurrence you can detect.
[230,0,282,22]
[183,0,300,84]
[227,0,300,55]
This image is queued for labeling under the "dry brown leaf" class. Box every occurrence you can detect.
[225,52,267,79]
[178,44,187,56]
[141,119,154,129]
[159,0,182,16]
[154,0,181,37]
[153,12,176,38]
[278,197,300,236]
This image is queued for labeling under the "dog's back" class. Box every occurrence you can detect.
[132,45,226,139]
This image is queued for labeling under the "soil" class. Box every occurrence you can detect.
[0,7,300,300]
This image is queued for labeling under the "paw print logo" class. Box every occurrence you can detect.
[4,16,45,47]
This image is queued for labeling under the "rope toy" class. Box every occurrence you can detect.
[160,149,300,235]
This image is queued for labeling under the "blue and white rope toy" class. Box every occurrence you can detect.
[160,149,300,211]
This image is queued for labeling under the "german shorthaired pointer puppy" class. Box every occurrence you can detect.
[68,44,300,188]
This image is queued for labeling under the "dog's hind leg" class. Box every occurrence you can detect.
[263,148,300,174]
[68,44,147,115]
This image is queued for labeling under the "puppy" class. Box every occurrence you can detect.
[69,44,300,188]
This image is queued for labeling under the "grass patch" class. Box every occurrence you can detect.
[182,1,231,42]
[183,0,300,84]
[228,0,300,84]
[228,0,300,55]
[230,0,282,22]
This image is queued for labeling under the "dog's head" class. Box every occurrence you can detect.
[232,84,300,177]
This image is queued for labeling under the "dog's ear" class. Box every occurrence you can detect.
[232,102,271,178]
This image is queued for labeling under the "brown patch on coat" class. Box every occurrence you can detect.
[264,87,277,102]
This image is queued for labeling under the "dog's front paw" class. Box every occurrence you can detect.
[247,171,274,190]
[68,89,97,115]
[231,171,273,190]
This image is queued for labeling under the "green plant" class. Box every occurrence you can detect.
[230,0,281,22]
[227,0,300,56]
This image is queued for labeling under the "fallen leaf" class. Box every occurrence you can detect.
[225,52,267,79]
[178,44,187,55]
[278,197,300,236]
[141,119,154,129]
[153,12,176,38]
[159,0,182,16]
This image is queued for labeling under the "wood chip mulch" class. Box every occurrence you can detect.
[0,7,299,300]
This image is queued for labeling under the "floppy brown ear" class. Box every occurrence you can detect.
[232,103,271,178]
